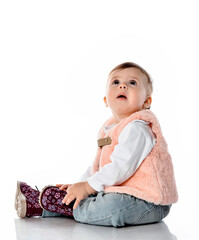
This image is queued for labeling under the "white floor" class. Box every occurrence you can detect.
[14,217,176,240]
[3,179,198,240]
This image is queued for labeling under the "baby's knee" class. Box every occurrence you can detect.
[72,192,133,227]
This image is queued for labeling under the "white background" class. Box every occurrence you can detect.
[0,0,199,238]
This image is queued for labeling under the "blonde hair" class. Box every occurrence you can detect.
[108,62,153,97]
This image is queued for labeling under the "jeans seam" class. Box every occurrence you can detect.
[75,202,140,223]
[133,204,156,224]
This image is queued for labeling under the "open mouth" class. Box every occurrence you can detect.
[117,94,127,99]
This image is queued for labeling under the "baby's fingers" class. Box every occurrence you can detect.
[73,198,81,209]
[60,184,71,190]
[62,193,75,205]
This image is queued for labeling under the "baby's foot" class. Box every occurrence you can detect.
[15,181,43,218]
[39,186,74,217]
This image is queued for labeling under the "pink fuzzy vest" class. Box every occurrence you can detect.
[92,109,178,205]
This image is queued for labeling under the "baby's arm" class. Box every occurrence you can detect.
[56,165,94,191]
[56,166,95,209]
[87,120,156,192]
[61,181,97,209]
[57,121,155,209]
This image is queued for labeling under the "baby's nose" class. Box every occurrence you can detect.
[119,83,127,89]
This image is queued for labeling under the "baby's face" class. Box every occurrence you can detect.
[104,67,150,122]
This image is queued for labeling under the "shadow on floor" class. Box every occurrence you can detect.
[15,217,177,240]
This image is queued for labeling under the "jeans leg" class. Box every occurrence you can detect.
[42,209,65,218]
[73,192,171,227]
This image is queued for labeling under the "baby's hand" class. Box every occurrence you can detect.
[62,181,97,209]
[56,184,72,191]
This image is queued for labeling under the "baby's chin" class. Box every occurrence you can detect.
[112,108,138,118]
[115,106,139,113]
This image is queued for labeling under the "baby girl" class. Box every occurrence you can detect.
[15,62,178,227]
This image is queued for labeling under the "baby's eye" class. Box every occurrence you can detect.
[130,80,137,85]
[112,80,119,85]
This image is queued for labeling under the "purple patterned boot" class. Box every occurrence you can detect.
[15,181,43,218]
[39,186,74,217]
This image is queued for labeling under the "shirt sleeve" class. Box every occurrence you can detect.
[87,120,156,192]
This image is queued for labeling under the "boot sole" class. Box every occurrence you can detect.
[15,181,27,218]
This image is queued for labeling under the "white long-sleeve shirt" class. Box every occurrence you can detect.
[79,120,156,192]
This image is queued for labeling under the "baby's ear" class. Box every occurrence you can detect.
[104,96,108,107]
[144,96,152,109]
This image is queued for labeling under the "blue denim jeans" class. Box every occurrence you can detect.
[42,192,171,228]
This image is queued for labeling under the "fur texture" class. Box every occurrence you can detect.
[92,109,178,205]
